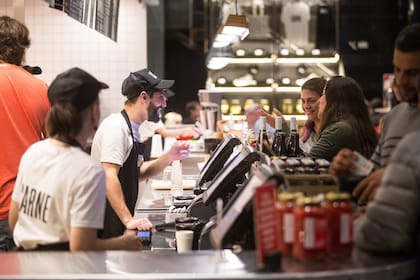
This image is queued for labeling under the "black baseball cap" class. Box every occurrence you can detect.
[122,68,174,99]
[48,67,108,111]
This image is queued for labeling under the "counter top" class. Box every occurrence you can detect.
[0,249,416,280]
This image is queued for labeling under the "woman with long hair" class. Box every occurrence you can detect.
[309,76,378,161]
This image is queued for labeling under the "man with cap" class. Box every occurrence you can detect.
[140,87,201,160]
[91,68,190,238]
[9,67,141,251]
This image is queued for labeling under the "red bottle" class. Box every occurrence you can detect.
[292,196,327,261]
[323,192,353,257]
[277,192,303,254]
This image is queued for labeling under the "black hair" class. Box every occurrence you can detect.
[45,102,82,144]
[394,23,420,52]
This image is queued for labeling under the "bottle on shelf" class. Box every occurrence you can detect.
[258,116,272,155]
[260,98,270,112]
[230,99,242,115]
[244,98,255,109]
[272,116,287,156]
[221,99,230,115]
[287,117,302,157]
[295,99,304,114]
[282,98,294,114]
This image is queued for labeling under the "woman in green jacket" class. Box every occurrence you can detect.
[309,76,378,161]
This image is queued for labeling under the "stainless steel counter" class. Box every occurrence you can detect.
[0,249,417,280]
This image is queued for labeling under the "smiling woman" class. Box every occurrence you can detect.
[299,77,326,153]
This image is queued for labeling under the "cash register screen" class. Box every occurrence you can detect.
[211,165,273,244]
[201,146,250,205]
[198,135,241,187]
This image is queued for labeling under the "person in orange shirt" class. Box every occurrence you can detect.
[0,16,50,251]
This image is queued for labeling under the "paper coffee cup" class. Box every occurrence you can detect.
[176,230,194,253]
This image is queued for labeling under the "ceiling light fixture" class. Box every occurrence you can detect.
[221,14,250,40]
[206,46,234,70]
[212,0,249,48]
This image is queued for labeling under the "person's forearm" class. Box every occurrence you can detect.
[157,127,193,138]
[94,236,134,251]
[104,171,133,226]
[140,153,173,181]
[8,201,19,231]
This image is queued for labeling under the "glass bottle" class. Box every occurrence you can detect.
[323,192,353,257]
[287,117,301,157]
[272,116,287,156]
[293,196,327,261]
[277,192,303,254]
[258,116,271,155]
[221,99,229,115]
[170,160,183,198]
[260,98,270,112]
[230,99,242,115]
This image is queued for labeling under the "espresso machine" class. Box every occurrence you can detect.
[198,89,222,134]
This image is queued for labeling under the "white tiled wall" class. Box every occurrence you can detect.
[0,0,147,119]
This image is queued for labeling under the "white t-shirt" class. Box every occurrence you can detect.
[139,120,164,142]
[91,113,143,167]
[281,0,311,46]
[11,139,106,249]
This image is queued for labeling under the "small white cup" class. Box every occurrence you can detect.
[175,230,194,253]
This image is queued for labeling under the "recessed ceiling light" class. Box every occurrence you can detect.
[254,48,264,56]
[266,77,274,84]
[216,77,227,84]
[281,77,291,85]
[236,49,246,56]
[296,49,305,56]
[311,49,321,55]
[280,49,289,56]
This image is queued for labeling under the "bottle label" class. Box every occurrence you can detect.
[303,217,327,249]
[284,213,294,243]
[339,213,352,244]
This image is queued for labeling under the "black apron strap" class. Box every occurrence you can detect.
[19,242,70,251]
[98,110,142,238]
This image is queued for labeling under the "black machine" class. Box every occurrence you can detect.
[188,144,261,222]
[200,164,274,250]
[195,135,241,194]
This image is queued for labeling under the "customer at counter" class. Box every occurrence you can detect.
[353,77,420,268]
[0,16,50,251]
[9,68,141,251]
[308,76,378,162]
[329,23,420,204]
[298,77,326,153]
[91,69,190,238]
[244,103,275,138]
[258,77,326,153]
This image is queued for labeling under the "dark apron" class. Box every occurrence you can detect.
[99,110,144,238]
